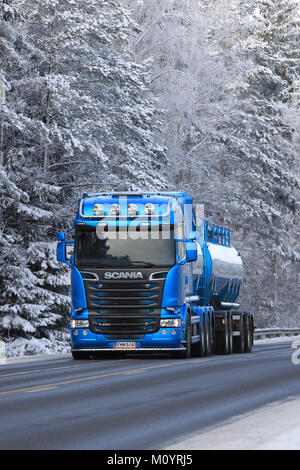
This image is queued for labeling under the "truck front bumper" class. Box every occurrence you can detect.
[70,327,183,350]
[71,347,185,352]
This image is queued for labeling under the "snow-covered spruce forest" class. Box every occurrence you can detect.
[0,0,299,356]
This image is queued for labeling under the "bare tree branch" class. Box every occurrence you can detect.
[151,69,188,83]
[186,137,209,156]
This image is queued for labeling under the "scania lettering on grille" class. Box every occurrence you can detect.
[104,272,143,280]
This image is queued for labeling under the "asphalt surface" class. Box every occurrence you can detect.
[0,340,299,450]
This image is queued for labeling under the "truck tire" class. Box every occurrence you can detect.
[215,316,229,355]
[233,314,245,353]
[191,314,206,357]
[211,315,216,355]
[183,314,192,358]
[244,314,252,353]
[175,314,191,359]
[72,351,91,360]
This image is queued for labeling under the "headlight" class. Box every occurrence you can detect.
[144,203,155,215]
[160,318,181,328]
[93,204,104,216]
[70,320,89,328]
[128,203,138,216]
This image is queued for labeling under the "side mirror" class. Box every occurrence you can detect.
[186,231,199,262]
[56,232,66,241]
[186,241,198,262]
[57,232,73,265]
[57,240,67,263]
[176,242,199,265]
[176,231,199,264]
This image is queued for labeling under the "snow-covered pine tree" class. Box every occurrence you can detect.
[199,0,300,327]
[213,0,300,327]
[21,0,168,191]
[0,0,168,355]
[198,0,300,327]
[241,0,300,326]
[0,1,71,355]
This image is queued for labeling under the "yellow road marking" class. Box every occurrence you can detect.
[0,350,291,396]
[0,359,208,396]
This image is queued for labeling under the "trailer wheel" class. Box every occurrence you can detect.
[72,351,91,360]
[211,315,216,355]
[244,314,252,353]
[233,314,245,353]
[227,314,233,354]
[215,316,229,355]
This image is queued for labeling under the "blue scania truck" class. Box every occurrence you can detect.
[57,191,253,359]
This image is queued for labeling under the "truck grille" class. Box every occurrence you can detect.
[80,269,168,337]
[89,311,160,336]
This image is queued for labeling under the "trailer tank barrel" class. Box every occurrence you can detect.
[206,242,243,305]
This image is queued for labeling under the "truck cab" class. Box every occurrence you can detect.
[57,192,203,358]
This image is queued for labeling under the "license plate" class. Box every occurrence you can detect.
[113,341,136,350]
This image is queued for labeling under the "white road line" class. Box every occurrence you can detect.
[0,359,130,378]
[25,386,58,393]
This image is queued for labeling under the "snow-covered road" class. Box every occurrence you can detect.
[167,396,300,450]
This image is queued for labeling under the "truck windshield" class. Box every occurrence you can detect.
[74,226,175,267]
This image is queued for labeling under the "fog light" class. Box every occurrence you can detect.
[82,330,88,336]
[73,330,78,336]
[161,329,167,335]
[171,329,176,335]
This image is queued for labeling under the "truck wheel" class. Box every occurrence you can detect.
[244,314,252,353]
[191,314,205,357]
[175,315,191,359]
[233,314,245,353]
[215,316,229,355]
[72,351,91,360]
[183,315,192,358]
